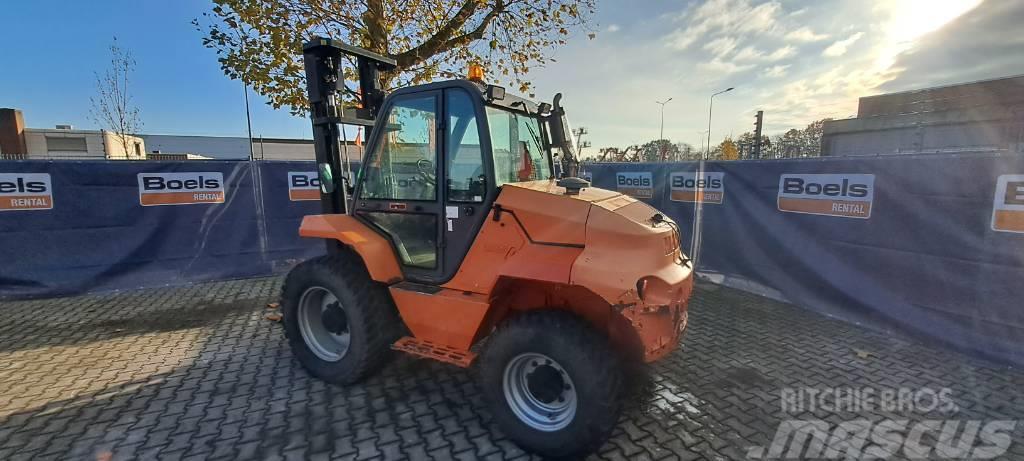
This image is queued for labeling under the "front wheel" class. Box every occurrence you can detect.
[280,254,400,385]
[479,310,623,458]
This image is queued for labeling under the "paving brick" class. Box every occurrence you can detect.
[0,276,1021,460]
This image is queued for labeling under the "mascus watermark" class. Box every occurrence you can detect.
[747,387,1016,459]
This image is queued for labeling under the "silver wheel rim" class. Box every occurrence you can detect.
[297,286,351,362]
[502,352,577,432]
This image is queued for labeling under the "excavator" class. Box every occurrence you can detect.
[281,37,694,457]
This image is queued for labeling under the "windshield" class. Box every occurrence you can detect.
[485,106,551,186]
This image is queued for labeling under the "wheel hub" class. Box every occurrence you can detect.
[503,352,577,432]
[297,286,351,362]
[526,362,567,404]
[321,302,348,335]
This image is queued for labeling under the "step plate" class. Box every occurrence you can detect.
[392,336,476,368]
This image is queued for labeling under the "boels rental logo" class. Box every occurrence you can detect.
[0,173,53,211]
[616,172,653,198]
[288,172,320,201]
[992,174,1024,233]
[670,172,724,204]
[137,172,225,206]
[777,173,874,219]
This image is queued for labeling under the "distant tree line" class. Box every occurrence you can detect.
[589,118,831,162]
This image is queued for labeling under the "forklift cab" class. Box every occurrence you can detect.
[352,79,555,284]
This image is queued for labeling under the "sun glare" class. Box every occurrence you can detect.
[876,0,982,69]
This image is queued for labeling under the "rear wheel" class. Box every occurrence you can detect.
[281,254,401,385]
[479,310,622,458]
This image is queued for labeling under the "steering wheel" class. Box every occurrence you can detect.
[416,158,437,186]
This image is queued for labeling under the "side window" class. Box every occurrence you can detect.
[446,90,485,202]
[360,95,437,200]
[486,107,550,187]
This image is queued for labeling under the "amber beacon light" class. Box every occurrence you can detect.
[467,63,485,82]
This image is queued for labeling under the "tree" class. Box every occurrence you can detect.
[592,140,699,162]
[717,137,739,161]
[763,118,831,158]
[197,0,596,115]
[675,142,700,161]
[799,118,830,156]
[89,37,143,158]
[638,139,678,162]
[736,131,770,159]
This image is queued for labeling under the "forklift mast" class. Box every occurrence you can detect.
[301,37,397,217]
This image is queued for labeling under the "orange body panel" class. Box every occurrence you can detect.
[572,198,694,361]
[389,287,491,350]
[442,184,587,294]
[492,181,592,246]
[298,180,693,364]
[298,214,404,284]
[446,180,693,362]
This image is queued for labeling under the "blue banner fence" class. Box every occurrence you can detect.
[3,154,1023,364]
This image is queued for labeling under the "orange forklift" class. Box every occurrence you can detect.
[282,37,694,457]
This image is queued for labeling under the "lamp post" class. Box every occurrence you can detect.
[243,79,255,161]
[656,98,673,141]
[705,87,734,159]
[656,98,672,161]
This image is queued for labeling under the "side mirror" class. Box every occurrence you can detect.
[547,94,572,151]
[318,162,336,194]
[546,93,579,178]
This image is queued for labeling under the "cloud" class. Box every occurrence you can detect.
[733,46,763,61]
[822,32,864,57]
[727,44,794,62]
[765,45,796,61]
[764,64,790,78]
[879,0,1024,91]
[666,0,782,50]
[785,27,828,42]
[698,58,756,74]
[606,24,621,33]
[703,36,739,58]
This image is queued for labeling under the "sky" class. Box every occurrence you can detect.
[2,0,1022,157]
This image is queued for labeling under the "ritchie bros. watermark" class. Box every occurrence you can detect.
[746,386,1017,459]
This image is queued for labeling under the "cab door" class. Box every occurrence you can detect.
[354,90,445,282]
[440,87,496,280]
[353,85,494,284]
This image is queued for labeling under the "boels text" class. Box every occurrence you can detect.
[782,177,869,198]
[0,173,53,211]
[672,175,722,190]
[137,172,226,206]
[615,172,654,198]
[288,172,321,201]
[778,173,874,219]
[991,175,1024,233]
[670,172,724,204]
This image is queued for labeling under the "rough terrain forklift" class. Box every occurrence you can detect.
[281,37,694,457]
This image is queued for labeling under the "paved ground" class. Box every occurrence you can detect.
[0,277,1021,460]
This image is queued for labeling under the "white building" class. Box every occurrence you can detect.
[1,108,361,162]
[1,108,148,160]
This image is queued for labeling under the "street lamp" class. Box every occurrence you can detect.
[705,87,734,159]
[656,98,673,142]
[656,98,672,161]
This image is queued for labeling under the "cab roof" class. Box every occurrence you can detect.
[390,79,543,116]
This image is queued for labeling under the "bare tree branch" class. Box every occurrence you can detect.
[89,37,144,159]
